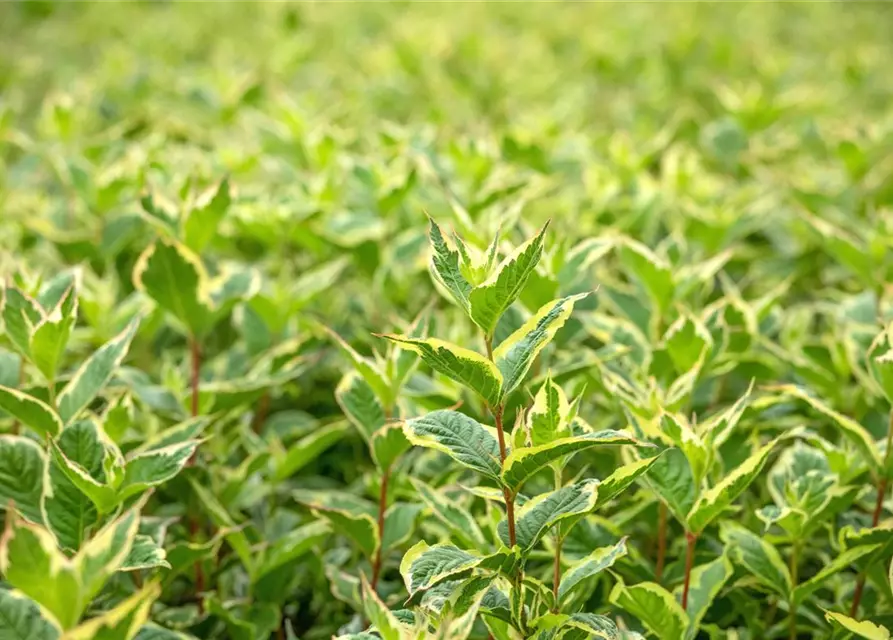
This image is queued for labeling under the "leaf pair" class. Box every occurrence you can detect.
[429,219,549,339]
[383,294,586,407]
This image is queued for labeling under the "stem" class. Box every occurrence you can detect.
[552,465,563,612]
[681,531,697,611]
[370,464,391,591]
[789,541,800,640]
[656,502,667,583]
[485,335,494,360]
[188,335,204,612]
[251,391,270,434]
[492,404,516,546]
[190,336,201,418]
[850,407,892,616]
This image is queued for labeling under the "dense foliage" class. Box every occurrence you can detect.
[2,3,893,639]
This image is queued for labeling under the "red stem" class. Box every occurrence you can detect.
[493,405,516,547]
[682,531,698,611]
[252,391,271,434]
[850,476,888,616]
[656,502,667,583]
[370,465,391,590]
[188,336,204,612]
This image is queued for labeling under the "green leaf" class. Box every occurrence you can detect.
[1,286,43,357]
[596,454,662,506]
[183,178,232,252]
[133,240,213,337]
[791,544,880,604]
[663,314,711,374]
[29,286,77,382]
[403,410,502,482]
[502,430,641,493]
[381,335,502,406]
[399,541,516,602]
[499,480,599,550]
[360,574,402,640]
[558,537,628,602]
[63,582,159,640]
[49,441,119,515]
[0,588,61,640]
[382,502,424,551]
[493,294,587,399]
[56,317,140,425]
[0,508,140,630]
[533,613,618,640]
[720,523,791,598]
[326,329,394,409]
[293,490,379,558]
[660,413,709,486]
[868,328,893,405]
[0,436,46,525]
[0,386,62,438]
[642,448,697,525]
[188,479,253,572]
[824,611,891,639]
[272,422,349,481]
[617,239,675,316]
[527,375,571,446]
[411,479,486,548]
[609,578,687,640]
[774,385,882,471]
[687,437,781,533]
[371,424,410,471]
[44,420,106,551]
[335,372,385,442]
[428,219,472,312]
[120,534,170,571]
[119,441,196,500]
[674,555,733,628]
[0,515,80,629]
[469,223,548,336]
[254,521,330,582]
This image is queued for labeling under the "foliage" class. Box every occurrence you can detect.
[2,2,893,639]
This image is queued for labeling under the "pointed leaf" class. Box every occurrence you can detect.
[0,588,61,640]
[29,287,77,382]
[399,541,515,602]
[499,480,599,550]
[675,555,733,628]
[1,286,43,357]
[527,375,571,446]
[502,430,641,493]
[428,219,472,312]
[720,523,791,598]
[493,294,587,399]
[133,240,213,337]
[183,178,232,252]
[775,385,882,470]
[272,422,349,481]
[558,538,628,602]
[62,582,159,640]
[381,335,502,406]
[336,372,385,442]
[0,386,62,438]
[609,579,687,640]
[596,455,662,506]
[642,448,696,525]
[360,574,402,640]
[403,410,502,482]
[824,611,891,639]
[119,441,198,500]
[371,423,410,471]
[44,420,106,551]
[618,239,675,316]
[792,544,880,604]
[293,490,378,558]
[469,223,548,336]
[411,479,486,548]
[687,437,781,533]
[0,436,46,525]
[57,318,140,425]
